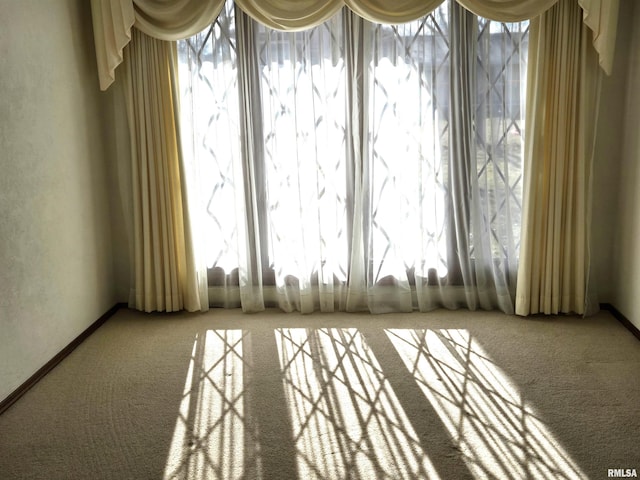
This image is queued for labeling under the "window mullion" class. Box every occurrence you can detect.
[342,10,368,275]
[234,5,272,280]
[447,1,478,286]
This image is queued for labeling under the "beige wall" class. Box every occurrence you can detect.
[102,74,133,304]
[0,0,117,401]
[607,0,640,330]
[591,0,632,306]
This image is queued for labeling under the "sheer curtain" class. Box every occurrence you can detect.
[177,0,528,313]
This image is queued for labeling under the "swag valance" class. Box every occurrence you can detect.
[91,0,618,87]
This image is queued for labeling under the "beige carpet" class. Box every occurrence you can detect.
[0,308,638,479]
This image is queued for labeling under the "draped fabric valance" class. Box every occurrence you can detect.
[91,0,618,91]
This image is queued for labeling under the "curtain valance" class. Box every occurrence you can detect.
[90,0,618,88]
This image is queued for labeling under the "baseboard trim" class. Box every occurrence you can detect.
[600,303,640,342]
[0,303,126,416]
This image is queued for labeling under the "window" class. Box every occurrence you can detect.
[177,1,528,312]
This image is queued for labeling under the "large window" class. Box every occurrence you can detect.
[177,1,528,313]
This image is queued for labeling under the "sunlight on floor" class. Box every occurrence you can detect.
[275,328,441,480]
[164,330,246,480]
[386,329,586,480]
[162,327,586,479]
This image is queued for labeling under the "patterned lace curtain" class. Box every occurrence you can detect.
[177,0,528,313]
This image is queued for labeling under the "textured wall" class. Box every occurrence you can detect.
[591,0,633,306]
[0,0,116,401]
[610,0,640,329]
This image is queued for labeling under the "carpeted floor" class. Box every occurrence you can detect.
[0,308,638,480]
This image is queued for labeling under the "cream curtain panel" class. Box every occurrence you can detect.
[122,28,208,312]
[91,0,618,91]
[515,0,600,315]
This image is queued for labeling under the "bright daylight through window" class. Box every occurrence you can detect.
[177,0,529,314]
